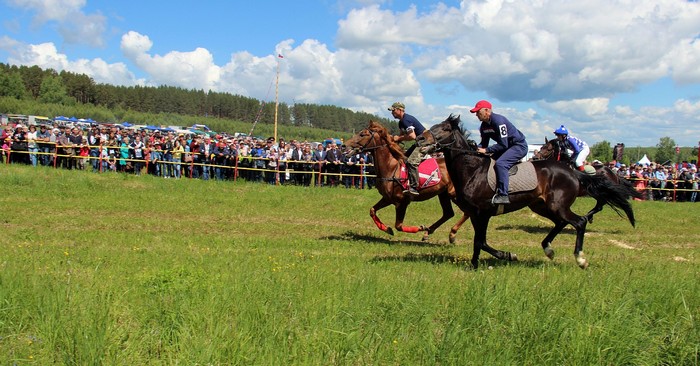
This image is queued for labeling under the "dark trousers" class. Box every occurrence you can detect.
[493,144,528,196]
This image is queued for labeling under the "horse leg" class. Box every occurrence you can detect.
[480,240,518,262]
[469,215,490,269]
[448,213,469,244]
[394,202,423,234]
[571,216,589,269]
[529,202,567,260]
[422,193,455,242]
[370,198,395,236]
[584,200,604,224]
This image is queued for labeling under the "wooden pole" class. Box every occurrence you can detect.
[274,57,280,143]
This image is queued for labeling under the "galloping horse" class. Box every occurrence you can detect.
[417,115,641,269]
[345,120,468,243]
[532,137,630,222]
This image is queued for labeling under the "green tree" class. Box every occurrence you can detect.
[654,137,677,164]
[589,140,612,162]
[38,74,69,104]
[0,70,28,99]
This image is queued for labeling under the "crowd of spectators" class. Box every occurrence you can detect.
[3,121,699,201]
[1,122,376,189]
[592,160,699,202]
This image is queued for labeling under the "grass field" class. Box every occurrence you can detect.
[1,164,698,365]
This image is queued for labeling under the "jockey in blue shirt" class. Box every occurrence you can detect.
[389,102,426,197]
[471,100,528,205]
[553,125,590,172]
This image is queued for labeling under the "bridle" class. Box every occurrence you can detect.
[420,129,482,157]
[350,128,387,154]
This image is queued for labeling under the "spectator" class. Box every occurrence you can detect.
[68,127,84,170]
[2,137,11,163]
[200,136,216,180]
[11,124,29,165]
[27,125,38,166]
[311,143,326,186]
[130,135,146,175]
[119,137,130,172]
[36,124,52,166]
[690,167,699,203]
[289,140,304,185]
[172,139,184,179]
[325,143,342,187]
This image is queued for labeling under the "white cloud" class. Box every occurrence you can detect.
[6,0,106,47]
[120,31,220,90]
[0,37,140,86]
[541,98,609,120]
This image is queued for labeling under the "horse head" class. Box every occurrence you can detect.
[344,120,403,158]
[418,114,475,154]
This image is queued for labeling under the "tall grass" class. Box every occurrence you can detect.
[0,164,698,365]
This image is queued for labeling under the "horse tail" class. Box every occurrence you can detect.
[577,172,643,227]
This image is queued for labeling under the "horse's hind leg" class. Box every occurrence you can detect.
[393,202,423,234]
[571,216,589,269]
[448,213,469,244]
[370,198,394,236]
[584,200,604,224]
[529,202,567,260]
[422,193,455,242]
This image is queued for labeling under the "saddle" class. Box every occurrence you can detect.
[486,160,537,193]
[399,158,442,191]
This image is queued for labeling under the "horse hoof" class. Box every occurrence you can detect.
[544,247,555,260]
[448,234,456,244]
[421,233,430,242]
[509,253,519,262]
[386,227,394,236]
[587,216,594,224]
[576,256,589,269]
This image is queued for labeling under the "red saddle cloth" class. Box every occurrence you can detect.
[400,158,442,190]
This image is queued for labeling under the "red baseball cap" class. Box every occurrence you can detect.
[470,100,492,113]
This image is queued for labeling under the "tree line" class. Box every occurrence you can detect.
[0,62,397,136]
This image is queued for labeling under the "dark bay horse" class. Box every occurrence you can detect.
[417,115,642,269]
[532,137,631,223]
[345,120,468,243]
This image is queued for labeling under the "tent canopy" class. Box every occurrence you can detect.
[637,154,651,166]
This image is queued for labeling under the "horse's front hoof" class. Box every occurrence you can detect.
[508,252,519,262]
[587,215,594,224]
[421,233,430,241]
[386,227,394,236]
[544,247,555,260]
[470,259,479,270]
[576,255,589,269]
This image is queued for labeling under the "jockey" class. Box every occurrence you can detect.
[472,100,528,205]
[553,125,589,172]
[388,102,426,197]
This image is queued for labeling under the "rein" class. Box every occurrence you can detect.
[423,130,485,158]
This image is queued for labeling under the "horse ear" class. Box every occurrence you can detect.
[545,137,549,144]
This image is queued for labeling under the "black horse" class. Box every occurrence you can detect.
[532,137,632,223]
[417,115,642,269]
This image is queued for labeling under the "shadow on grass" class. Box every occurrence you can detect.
[322,230,452,248]
[370,252,551,269]
[495,224,622,235]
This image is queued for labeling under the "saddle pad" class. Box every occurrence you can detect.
[399,158,442,190]
[487,160,537,193]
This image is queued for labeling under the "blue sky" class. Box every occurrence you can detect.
[1,0,700,147]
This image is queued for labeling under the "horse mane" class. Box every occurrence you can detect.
[445,114,477,150]
[368,120,406,160]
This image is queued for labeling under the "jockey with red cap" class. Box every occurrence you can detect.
[471,100,528,205]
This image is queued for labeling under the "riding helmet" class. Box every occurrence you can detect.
[554,125,568,135]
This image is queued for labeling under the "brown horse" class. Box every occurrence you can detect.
[345,120,468,243]
[417,115,641,269]
[532,137,631,223]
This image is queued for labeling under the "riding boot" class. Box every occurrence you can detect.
[404,163,420,197]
